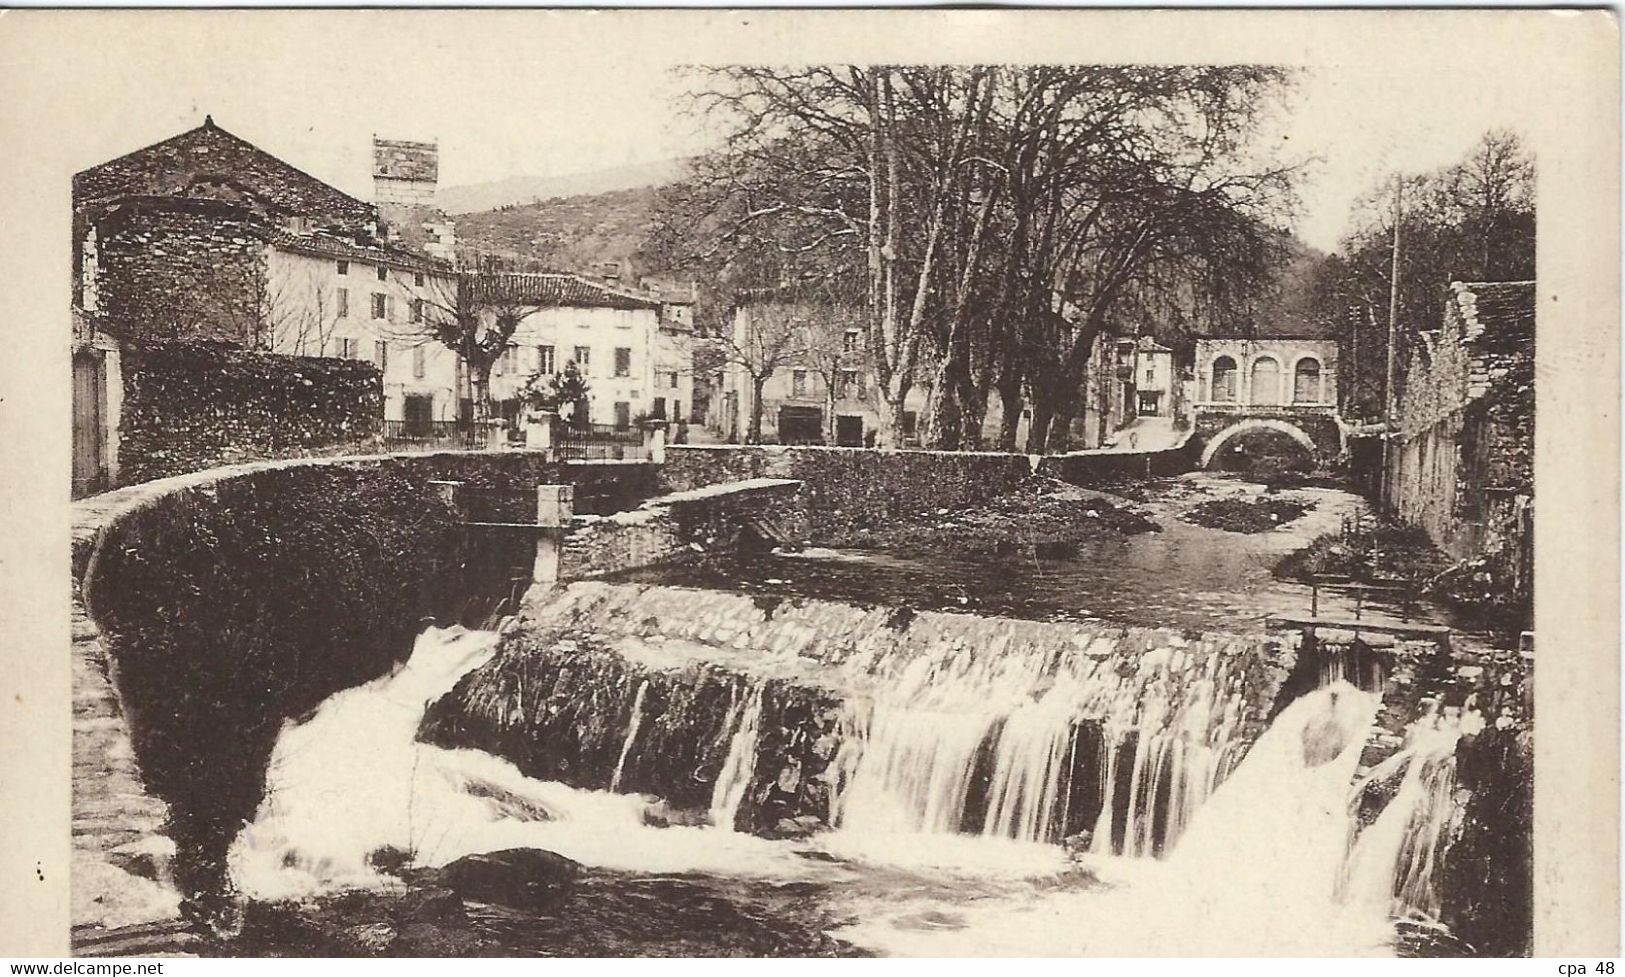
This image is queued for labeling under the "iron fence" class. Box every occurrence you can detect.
[382,419,486,452]
[557,422,648,461]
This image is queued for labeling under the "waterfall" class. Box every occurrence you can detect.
[1340,701,1467,920]
[829,634,1254,855]
[230,628,818,902]
[609,680,650,793]
[979,683,1076,843]
[708,683,764,831]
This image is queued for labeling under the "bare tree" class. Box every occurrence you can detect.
[717,293,804,443]
[398,268,541,424]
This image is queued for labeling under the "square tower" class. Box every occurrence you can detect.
[372,137,438,207]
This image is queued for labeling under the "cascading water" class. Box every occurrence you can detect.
[609,680,650,793]
[227,581,1483,956]
[1340,700,1472,921]
[709,684,764,831]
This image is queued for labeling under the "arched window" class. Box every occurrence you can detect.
[1211,356,1238,402]
[1250,356,1281,406]
[1294,357,1322,404]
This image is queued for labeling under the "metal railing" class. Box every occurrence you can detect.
[382,419,486,451]
[557,422,649,461]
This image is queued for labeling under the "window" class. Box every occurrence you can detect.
[375,265,387,282]
[538,345,556,374]
[497,344,518,375]
[1145,367,1155,385]
[1250,356,1281,406]
[414,272,425,286]
[673,400,682,422]
[337,337,356,359]
[574,346,591,374]
[614,347,632,378]
[843,329,860,353]
[792,370,808,398]
[413,345,426,380]
[410,298,423,323]
[668,371,680,389]
[337,288,349,318]
[1211,356,1238,402]
[614,402,632,431]
[652,397,667,420]
[336,260,349,276]
[1294,357,1323,404]
[839,369,862,397]
[375,341,388,372]
[371,292,387,320]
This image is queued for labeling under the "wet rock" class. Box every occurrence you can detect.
[1182,496,1312,533]
[366,845,413,877]
[767,815,825,839]
[430,849,582,914]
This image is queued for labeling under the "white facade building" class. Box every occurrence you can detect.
[477,274,673,429]
[1193,335,1339,408]
[264,235,462,428]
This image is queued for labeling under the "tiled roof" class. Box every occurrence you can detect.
[271,230,452,276]
[74,116,376,232]
[1452,281,1535,347]
[465,273,661,311]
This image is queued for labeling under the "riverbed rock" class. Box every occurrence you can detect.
[431,849,582,914]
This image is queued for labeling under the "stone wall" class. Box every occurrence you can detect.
[1035,434,1201,486]
[661,444,1034,540]
[117,340,384,485]
[94,200,272,346]
[561,478,806,579]
[1385,282,1534,605]
[69,448,658,934]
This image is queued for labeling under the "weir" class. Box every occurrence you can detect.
[421,581,1287,853]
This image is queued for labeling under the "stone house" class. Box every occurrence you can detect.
[720,296,928,446]
[1385,281,1535,600]
[1193,334,1339,408]
[73,117,464,431]
[474,273,673,430]
[1133,336,1177,417]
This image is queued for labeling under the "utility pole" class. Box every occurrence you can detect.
[1381,174,1404,510]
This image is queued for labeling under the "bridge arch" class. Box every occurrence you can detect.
[1200,418,1319,468]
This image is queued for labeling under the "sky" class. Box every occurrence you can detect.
[50,10,1556,255]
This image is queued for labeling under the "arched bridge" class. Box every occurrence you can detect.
[1193,405,1346,468]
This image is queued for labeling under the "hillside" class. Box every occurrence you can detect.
[452,184,666,276]
[438,158,687,215]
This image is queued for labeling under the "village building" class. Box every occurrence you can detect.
[72,117,465,436]
[719,296,929,446]
[642,277,700,428]
[1385,281,1535,600]
[474,273,672,430]
[1133,336,1177,417]
[1193,334,1339,408]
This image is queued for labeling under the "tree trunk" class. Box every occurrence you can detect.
[1024,405,1053,455]
[995,380,1024,452]
[748,375,769,444]
[824,381,838,445]
[470,364,495,425]
[874,395,907,450]
[923,359,964,450]
[1047,410,1076,453]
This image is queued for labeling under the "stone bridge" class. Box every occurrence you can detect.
[1192,404,1346,468]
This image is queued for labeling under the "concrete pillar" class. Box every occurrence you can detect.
[534,484,574,585]
[526,410,558,459]
[643,419,668,464]
[486,419,508,450]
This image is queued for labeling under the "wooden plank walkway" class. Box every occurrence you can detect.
[1264,614,1454,648]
